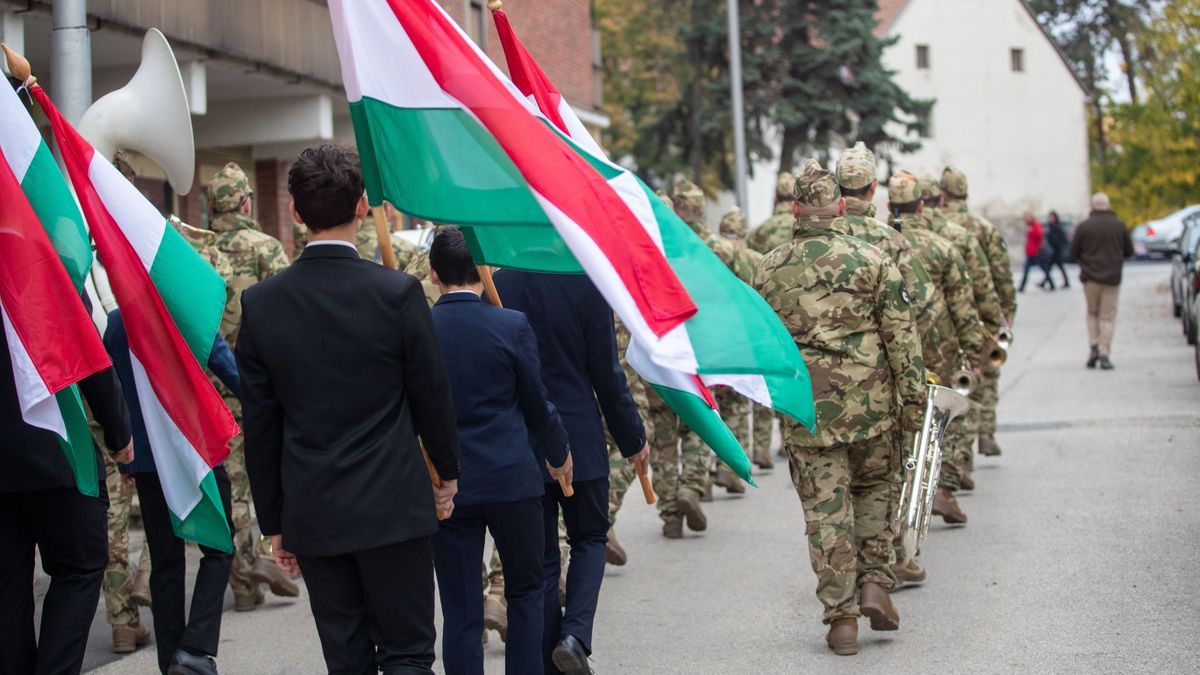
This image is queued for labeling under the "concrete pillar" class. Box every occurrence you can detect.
[1,12,25,76]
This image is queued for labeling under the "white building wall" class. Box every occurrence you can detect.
[881,0,1091,231]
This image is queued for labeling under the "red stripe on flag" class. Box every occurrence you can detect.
[31,85,236,468]
[0,146,111,392]
[387,0,695,338]
[491,9,568,132]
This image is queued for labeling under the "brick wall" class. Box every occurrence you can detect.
[255,159,295,255]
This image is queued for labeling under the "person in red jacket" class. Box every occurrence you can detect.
[1019,211,1054,292]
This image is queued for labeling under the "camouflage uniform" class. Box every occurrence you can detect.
[96,422,150,630]
[204,163,290,602]
[753,160,925,624]
[748,172,797,254]
[941,168,1016,444]
[291,222,309,262]
[403,248,443,308]
[607,318,653,525]
[357,213,418,270]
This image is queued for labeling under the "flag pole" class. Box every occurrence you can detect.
[370,205,398,270]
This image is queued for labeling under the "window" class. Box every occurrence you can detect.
[1011,48,1025,72]
[916,44,930,70]
[466,0,486,47]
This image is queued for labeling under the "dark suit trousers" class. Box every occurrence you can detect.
[541,477,609,670]
[135,467,234,674]
[297,537,437,675]
[433,497,545,675]
[0,485,107,675]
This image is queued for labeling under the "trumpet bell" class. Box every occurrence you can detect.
[988,346,1008,368]
[78,29,195,194]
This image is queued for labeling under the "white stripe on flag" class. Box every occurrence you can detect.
[1,302,67,438]
[130,352,208,521]
[87,156,166,272]
[0,84,40,181]
[702,373,774,409]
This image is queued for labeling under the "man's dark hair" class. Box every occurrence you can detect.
[429,227,481,286]
[840,183,873,199]
[287,144,364,232]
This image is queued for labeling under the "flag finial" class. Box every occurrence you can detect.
[487,0,503,11]
[2,43,36,86]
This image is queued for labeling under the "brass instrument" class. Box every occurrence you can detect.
[898,385,972,560]
[988,324,1014,367]
[950,349,976,396]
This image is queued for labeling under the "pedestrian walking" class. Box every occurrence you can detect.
[1018,211,1054,292]
[1045,210,1072,289]
[1070,193,1134,369]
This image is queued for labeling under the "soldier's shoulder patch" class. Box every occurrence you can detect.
[899,281,912,305]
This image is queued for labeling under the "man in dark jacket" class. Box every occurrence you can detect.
[1,326,133,674]
[237,145,461,674]
[493,269,648,675]
[1070,192,1134,369]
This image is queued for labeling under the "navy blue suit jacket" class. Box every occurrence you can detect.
[492,271,645,483]
[431,292,569,506]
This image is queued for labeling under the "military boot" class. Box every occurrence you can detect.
[233,585,265,612]
[960,472,975,491]
[700,479,714,503]
[111,619,151,654]
[130,567,152,607]
[932,486,968,524]
[675,490,708,532]
[825,618,859,655]
[714,465,745,495]
[892,559,927,585]
[752,448,774,470]
[250,557,300,597]
[605,528,628,566]
[483,591,508,643]
[977,434,1002,457]
[859,582,900,631]
[662,516,683,539]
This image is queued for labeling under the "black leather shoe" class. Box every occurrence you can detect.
[551,635,592,674]
[167,650,219,675]
[1098,356,1114,370]
[1086,345,1100,369]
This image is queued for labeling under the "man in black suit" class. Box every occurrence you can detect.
[492,270,649,674]
[428,227,572,674]
[236,145,462,675]
[0,325,134,674]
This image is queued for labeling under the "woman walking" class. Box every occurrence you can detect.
[1045,210,1071,289]
[1019,211,1054,292]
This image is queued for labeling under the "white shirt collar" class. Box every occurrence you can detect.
[305,240,358,252]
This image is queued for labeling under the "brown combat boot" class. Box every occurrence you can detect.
[234,585,265,612]
[825,618,859,655]
[892,559,927,585]
[675,490,708,532]
[859,582,900,631]
[978,434,1002,457]
[483,592,508,643]
[605,528,628,566]
[715,465,745,495]
[111,619,151,654]
[960,472,975,491]
[130,567,151,607]
[700,479,714,502]
[752,448,774,470]
[932,486,968,524]
[250,557,300,597]
[662,517,683,539]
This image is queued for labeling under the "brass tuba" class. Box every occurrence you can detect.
[898,385,972,560]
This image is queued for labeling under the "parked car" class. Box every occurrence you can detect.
[1185,230,1200,346]
[1170,214,1200,320]
[1131,224,1151,259]
[1140,204,1200,258]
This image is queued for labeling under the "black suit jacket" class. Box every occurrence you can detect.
[430,292,568,506]
[236,243,461,557]
[1,324,131,494]
[492,271,644,483]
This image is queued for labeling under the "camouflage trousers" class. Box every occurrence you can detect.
[752,403,774,456]
[975,363,1000,437]
[225,425,269,596]
[608,445,637,526]
[101,447,150,627]
[786,432,901,623]
[647,392,709,521]
[716,389,752,458]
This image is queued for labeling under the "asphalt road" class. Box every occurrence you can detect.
[71,260,1199,674]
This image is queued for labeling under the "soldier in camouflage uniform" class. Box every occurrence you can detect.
[941,167,1016,459]
[888,173,988,533]
[357,205,418,269]
[203,162,298,610]
[605,317,653,566]
[749,171,797,254]
[753,160,925,656]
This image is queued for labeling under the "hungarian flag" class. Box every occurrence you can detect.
[31,85,237,552]
[489,5,815,480]
[0,85,111,495]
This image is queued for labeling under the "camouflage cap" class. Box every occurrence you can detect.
[672,179,706,224]
[775,171,796,199]
[719,206,747,239]
[888,170,922,205]
[207,162,252,214]
[941,166,969,199]
[918,175,942,202]
[835,141,876,190]
[793,158,840,207]
[655,188,674,210]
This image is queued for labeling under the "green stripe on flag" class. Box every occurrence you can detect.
[23,143,91,291]
[461,224,582,273]
[651,383,756,485]
[57,385,98,497]
[147,226,226,365]
[169,470,233,553]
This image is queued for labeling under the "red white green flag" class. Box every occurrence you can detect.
[0,84,111,495]
[32,84,237,552]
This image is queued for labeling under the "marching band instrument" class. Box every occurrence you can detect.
[897,384,972,560]
[986,324,1014,368]
[950,349,976,396]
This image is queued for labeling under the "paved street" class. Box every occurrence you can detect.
[71,261,1199,674]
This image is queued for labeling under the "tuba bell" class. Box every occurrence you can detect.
[897,384,972,561]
